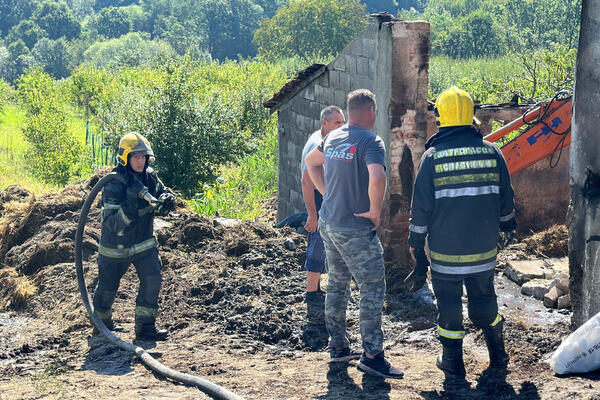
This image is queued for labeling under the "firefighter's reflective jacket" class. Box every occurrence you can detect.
[407,126,516,279]
[99,166,170,260]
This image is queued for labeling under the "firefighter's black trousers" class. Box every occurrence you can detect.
[432,270,498,334]
[93,249,162,315]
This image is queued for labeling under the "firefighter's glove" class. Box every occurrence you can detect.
[157,192,175,216]
[404,247,429,293]
[498,230,517,250]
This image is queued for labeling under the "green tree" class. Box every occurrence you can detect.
[361,0,398,13]
[254,0,369,59]
[93,0,138,11]
[143,61,249,195]
[66,0,95,18]
[6,20,47,49]
[6,40,34,83]
[17,68,84,185]
[69,65,111,117]
[252,0,286,17]
[88,6,131,38]
[87,7,131,39]
[83,32,175,70]
[31,37,72,79]
[32,0,81,40]
[0,0,40,36]
[0,46,10,81]
[200,0,263,60]
[441,10,502,58]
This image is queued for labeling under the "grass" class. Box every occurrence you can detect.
[429,55,518,103]
[32,360,68,397]
[0,103,91,193]
[0,104,58,193]
[189,118,278,220]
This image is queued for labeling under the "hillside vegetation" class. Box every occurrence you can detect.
[0,0,580,218]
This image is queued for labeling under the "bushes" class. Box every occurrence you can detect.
[90,59,287,197]
[190,119,278,219]
[429,45,576,103]
[17,68,87,186]
[143,61,249,196]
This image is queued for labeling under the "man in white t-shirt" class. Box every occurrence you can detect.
[300,105,344,349]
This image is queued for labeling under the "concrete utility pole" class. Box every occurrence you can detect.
[569,0,600,328]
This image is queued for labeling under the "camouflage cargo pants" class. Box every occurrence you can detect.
[319,220,385,355]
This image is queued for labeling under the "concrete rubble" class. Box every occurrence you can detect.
[504,257,570,309]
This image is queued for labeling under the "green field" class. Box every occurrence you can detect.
[0,104,89,194]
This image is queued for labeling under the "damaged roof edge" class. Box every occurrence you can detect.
[263,64,327,113]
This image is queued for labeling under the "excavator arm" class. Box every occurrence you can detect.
[483,91,572,175]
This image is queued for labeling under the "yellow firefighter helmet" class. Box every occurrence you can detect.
[116,132,155,167]
[434,86,477,128]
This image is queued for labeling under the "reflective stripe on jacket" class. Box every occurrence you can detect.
[99,165,170,260]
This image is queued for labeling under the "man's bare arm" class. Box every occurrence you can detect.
[301,169,319,232]
[354,163,386,230]
[305,148,325,195]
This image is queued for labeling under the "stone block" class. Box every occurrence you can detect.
[351,76,374,92]
[345,55,357,75]
[296,114,312,133]
[521,278,554,300]
[339,73,352,92]
[505,260,552,285]
[350,38,363,56]
[318,73,329,87]
[362,39,377,59]
[558,294,571,309]
[293,97,311,117]
[369,59,377,77]
[544,286,560,308]
[303,85,314,101]
[278,107,291,123]
[555,273,569,292]
[334,90,346,107]
[322,88,334,105]
[314,84,325,103]
[357,56,370,76]
[332,56,345,72]
[545,257,569,278]
[329,70,340,89]
[310,101,323,119]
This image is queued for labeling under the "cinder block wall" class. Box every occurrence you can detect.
[275,18,568,281]
[276,21,387,221]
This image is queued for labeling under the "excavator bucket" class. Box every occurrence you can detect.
[484,95,572,175]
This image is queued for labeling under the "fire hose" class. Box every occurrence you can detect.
[74,172,246,400]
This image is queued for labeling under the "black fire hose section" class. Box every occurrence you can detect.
[74,172,247,400]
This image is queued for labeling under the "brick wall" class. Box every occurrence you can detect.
[381,21,431,275]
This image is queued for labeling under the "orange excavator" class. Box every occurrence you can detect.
[483,90,572,175]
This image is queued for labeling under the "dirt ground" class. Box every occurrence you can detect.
[0,174,599,400]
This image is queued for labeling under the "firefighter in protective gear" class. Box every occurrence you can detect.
[407,87,516,375]
[93,132,176,341]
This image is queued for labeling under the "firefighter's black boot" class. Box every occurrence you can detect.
[436,337,466,376]
[302,289,328,349]
[483,316,509,367]
[92,309,124,335]
[135,316,168,341]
